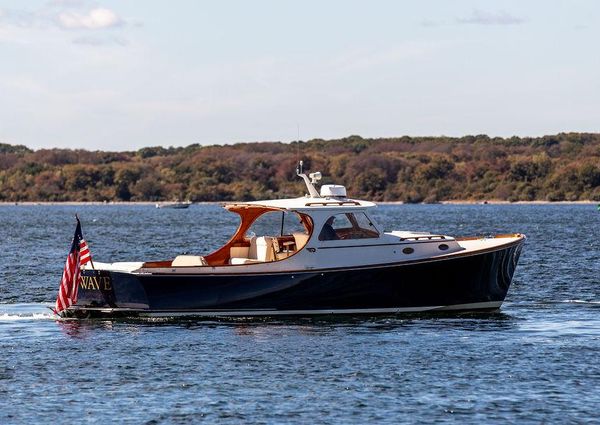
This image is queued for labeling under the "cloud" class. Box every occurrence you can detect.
[1,5,126,32]
[58,7,122,30]
[457,9,524,26]
[0,5,134,47]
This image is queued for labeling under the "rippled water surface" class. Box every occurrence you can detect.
[0,204,599,423]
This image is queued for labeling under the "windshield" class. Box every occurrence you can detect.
[318,212,379,241]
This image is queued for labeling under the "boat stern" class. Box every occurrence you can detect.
[64,268,150,318]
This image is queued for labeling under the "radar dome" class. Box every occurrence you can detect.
[320,185,347,198]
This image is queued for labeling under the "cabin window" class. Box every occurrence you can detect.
[318,212,380,241]
[246,211,309,238]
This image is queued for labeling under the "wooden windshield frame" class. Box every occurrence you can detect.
[202,205,314,266]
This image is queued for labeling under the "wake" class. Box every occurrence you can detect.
[0,303,56,322]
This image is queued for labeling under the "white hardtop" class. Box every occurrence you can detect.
[225,161,376,213]
[229,196,376,212]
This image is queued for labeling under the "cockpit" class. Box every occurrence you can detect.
[140,163,382,269]
[200,205,314,266]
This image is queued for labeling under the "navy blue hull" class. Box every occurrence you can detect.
[70,241,523,318]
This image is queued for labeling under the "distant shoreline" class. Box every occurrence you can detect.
[1,200,597,206]
[0,201,219,206]
[378,200,597,205]
[440,200,597,205]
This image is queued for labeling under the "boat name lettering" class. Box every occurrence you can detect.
[80,275,112,291]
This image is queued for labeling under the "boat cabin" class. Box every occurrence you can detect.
[141,166,384,269]
[161,188,381,268]
[131,164,466,273]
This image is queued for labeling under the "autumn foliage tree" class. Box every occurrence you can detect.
[0,133,599,202]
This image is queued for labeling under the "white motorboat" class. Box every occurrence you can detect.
[65,163,525,318]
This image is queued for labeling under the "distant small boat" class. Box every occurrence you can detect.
[155,201,192,209]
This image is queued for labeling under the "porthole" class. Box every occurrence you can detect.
[438,244,449,251]
[402,247,414,254]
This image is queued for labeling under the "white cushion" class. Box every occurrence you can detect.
[256,236,277,262]
[230,258,261,265]
[172,255,207,267]
[247,235,257,259]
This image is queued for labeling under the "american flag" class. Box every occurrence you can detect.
[54,218,93,315]
[79,238,92,265]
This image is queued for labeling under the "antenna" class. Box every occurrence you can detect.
[293,123,320,198]
[296,123,300,166]
[296,160,321,198]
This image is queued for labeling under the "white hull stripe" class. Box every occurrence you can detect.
[71,301,503,317]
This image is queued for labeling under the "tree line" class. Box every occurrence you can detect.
[1,133,599,203]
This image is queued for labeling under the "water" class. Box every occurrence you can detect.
[0,204,599,423]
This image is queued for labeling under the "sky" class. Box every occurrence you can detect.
[0,0,599,150]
